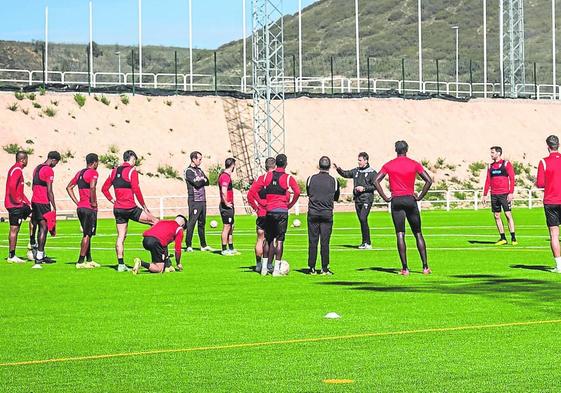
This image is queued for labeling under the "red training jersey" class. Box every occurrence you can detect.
[101,163,146,209]
[71,168,99,210]
[379,156,425,197]
[257,168,301,212]
[143,220,184,259]
[4,162,30,209]
[247,173,268,217]
[31,164,55,204]
[537,152,561,205]
[483,160,515,196]
[218,171,234,206]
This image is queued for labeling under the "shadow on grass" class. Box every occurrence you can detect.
[357,266,400,275]
[510,264,551,272]
[467,240,497,245]
[340,245,360,249]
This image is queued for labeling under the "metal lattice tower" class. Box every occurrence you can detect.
[252,0,286,171]
[503,0,526,97]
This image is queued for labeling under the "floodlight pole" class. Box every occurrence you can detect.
[243,0,247,92]
[298,0,302,92]
[45,6,49,85]
[354,0,360,93]
[483,0,488,98]
[553,0,557,99]
[89,1,94,88]
[418,0,423,92]
[138,0,143,88]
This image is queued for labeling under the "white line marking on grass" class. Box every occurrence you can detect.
[1,319,560,367]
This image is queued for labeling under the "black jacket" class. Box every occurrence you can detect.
[184,165,209,202]
[306,171,340,216]
[336,165,377,204]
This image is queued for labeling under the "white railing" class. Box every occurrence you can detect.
[0,189,546,221]
[2,68,560,99]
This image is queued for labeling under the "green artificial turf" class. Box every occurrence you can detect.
[1,209,560,392]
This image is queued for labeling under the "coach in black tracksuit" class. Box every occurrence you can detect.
[307,156,340,275]
[184,151,210,251]
[334,152,377,249]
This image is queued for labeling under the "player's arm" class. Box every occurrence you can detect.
[536,160,545,189]
[90,177,98,209]
[287,176,301,209]
[47,180,56,211]
[374,172,391,203]
[334,177,341,202]
[7,170,22,205]
[482,166,491,204]
[220,184,232,208]
[130,170,150,212]
[185,168,206,189]
[174,230,184,267]
[416,170,433,201]
[334,165,355,179]
[101,172,115,204]
[507,162,515,202]
[247,183,259,212]
[66,177,79,206]
[358,171,378,193]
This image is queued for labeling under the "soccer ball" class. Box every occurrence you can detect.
[292,219,301,228]
[210,220,218,228]
[279,260,290,275]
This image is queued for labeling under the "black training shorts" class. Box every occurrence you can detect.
[491,194,511,213]
[31,202,51,224]
[391,196,422,234]
[544,204,561,227]
[143,236,169,263]
[78,208,97,237]
[256,216,266,231]
[113,207,143,225]
[219,204,235,225]
[8,205,32,227]
[265,212,289,242]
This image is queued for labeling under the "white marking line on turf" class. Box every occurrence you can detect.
[1,319,560,367]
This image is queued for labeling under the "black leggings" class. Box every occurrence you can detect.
[355,202,372,244]
[307,214,333,270]
[185,201,207,248]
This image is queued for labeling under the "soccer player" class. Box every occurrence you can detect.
[184,151,212,252]
[102,150,157,272]
[374,141,433,276]
[306,156,340,275]
[254,154,301,276]
[481,146,517,245]
[247,157,276,272]
[334,152,377,249]
[66,153,100,269]
[536,135,561,273]
[4,151,32,263]
[132,215,187,274]
[218,158,238,256]
[30,151,61,268]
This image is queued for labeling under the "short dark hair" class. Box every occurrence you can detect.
[176,214,188,230]
[48,151,61,161]
[395,141,409,155]
[265,157,276,170]
[276,154,287,168]
[190,151,202,161]
[547,135,560,150]
[319,156,331,170]
[86,153,99,165]
[490,146,503,155]
[15,151,27,162]
[358,152,369,161]
[123,150,138,162]
[225,157,236,169]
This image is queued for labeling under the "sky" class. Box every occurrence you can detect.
[0,0,319,49]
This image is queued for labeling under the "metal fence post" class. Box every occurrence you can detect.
[446,190,450,211]
[131,49,136,96]
[159,197,164,220]
[529,189,533,209]
[401,58,405,94]
[214,51,218,95]
[330,56,334,96]
[474,190,479,210]
[436,59,440,96]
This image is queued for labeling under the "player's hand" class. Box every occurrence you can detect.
[355,186,365,193]
[332,163,338,169]
[414,194,422,202]
[91,201,98,209]
[507,194,514,203]
[481,195,488,204]
[177,263,184,272]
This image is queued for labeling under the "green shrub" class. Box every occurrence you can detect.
[3,144,33,155]
[43,107,57,117]
[94,95,100,101]
[99,153,119,169]
[60,150,75,163]
[74,94,86,108]
[120,95,130,105]
[232,179,250,191]
[468,161,486,177]
[207,164,222,185]
[157,164,181,180]
[32,102,41,109]
[7,102,18,111]
[297,179,306,193]
[15,91,25,100]
[108,144,119,154]
[337,177,348,189]
[434,157,446,169]
[164,100,172,107]
[100,95,110,106]
[26,93,36,101]
[50,100,59,106]
[38,86,46,96]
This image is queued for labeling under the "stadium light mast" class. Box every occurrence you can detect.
[355,0,360,92]
[189,0,193,91]
[452,26,459,97]
[89,1,94,88]
[45,6,48,84]
[252,0,286,172]
[503,0,526,97]
[138,0,143,88]
[298,0,302,92]
[553,0,557,100]
[483,0,488,98]
[499,0,504,95]
[243,0,247,93]
[418,0,423,92]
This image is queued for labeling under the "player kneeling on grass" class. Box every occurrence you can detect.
[374,140,433,276]
[66,153,101,269]
[133,215,187,274]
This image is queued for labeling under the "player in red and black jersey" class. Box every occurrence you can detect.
[374,141,433,276]
[218,158,238,256]
[247,157,276,272]
[481,146,517,245]
[132,215,187,274]
[66,153,100,269]
[253,154,301,276]
[30,151,60,268]
[101,150,158,272]
[4,151,32,263]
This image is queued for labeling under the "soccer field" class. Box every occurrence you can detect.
[1,209,560,392]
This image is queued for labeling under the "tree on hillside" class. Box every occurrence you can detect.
[86,41,103,58]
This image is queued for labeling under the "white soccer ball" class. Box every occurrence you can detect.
[210,220,218,228]
[279,260,290,275]
[293,219,301,228]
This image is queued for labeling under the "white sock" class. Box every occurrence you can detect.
[273,260,280,272]
[555,257,561,269]
[36,251,44,260]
